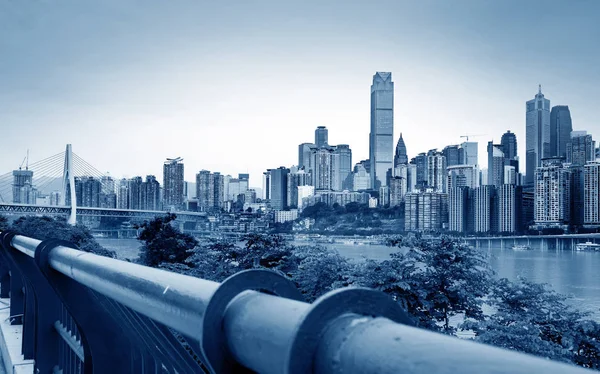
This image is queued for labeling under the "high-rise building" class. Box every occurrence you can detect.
[352,161,371,191]
[442,145,460,167]
[500,131,517,161]
[369,72,394,189]
[69,176,102,208]
[269,167,290,211]
[550,105,572,160]
[406,163,417,193]
[404,190,447,232]
[228,174,250,201]
[447,165,479,190]
[394,133,408,167]
[427,150,446,192]
[311,147,335,191]
[570,166,585,227]
[504,166,517,185]
[298,143,315,170]
[412,153,428,188]
[534,159,571,226]
[448,187,471,233]
[12,169,35,204]
[389,176,407,207]
[567,131,595,166]
[196,170,224,212]
[287,168,310,209]
[473,185,497,233]
[297,185,315,210]
[459,141,479,166]
[117,179,128,209]
[584,161,600,226]
[487,142,505,187]
[141,175,161,210]
[127,176,143,210]
[315,126,328,148]
[163,158,185,210]
[334,144,353,190]
[262,171,271,200]
[498,184,523,233]
[525,86,551,186]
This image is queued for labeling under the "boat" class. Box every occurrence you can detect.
[576,242,600,251]
[511,244,531,251]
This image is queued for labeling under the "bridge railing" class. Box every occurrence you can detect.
[0,231,593,374]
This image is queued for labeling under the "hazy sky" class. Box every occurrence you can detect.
[2,0,599,187]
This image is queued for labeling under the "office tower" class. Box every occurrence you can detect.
[70,176,102,208]
[521,191,535,230]
[525,86,551,186]
[334,144,353,190]
[127,177,143,210]
[297,185,315,210]
[498,184,523,233]
[298,143,315,170]
[500,131,517,161]
[163,158,185,210]
[534,159,571,226]
[427,150,446,192]
[449,187,470,233]
[550,105,572,159]
[369,72,394,189]
[244,189,257,205]
[141,175,161,211]
[473,185,497,233]
[567,131,596,166]
[311,147,335,191]
[504,166,516,185]
[49,191,61,206]
[487,142,505,187]
[287,168,310,208]
[269,167,290,210]
[459,141,478,166]
[394,133,408,167]
[442,145,460,167]
[263,171,271,200]
[196,171,224,212]
[584,161,600,225]
[413,153,428,188]
[447,165,479,190]
[315,126,328,148]
[571,166,585,227]
[404,190,446,232]
[352,161,371,191]
[228,174,250,201]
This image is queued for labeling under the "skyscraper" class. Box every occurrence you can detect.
[473,185,497,233]
[584,161,600,226]
[567,131,595,166]
[393,133,408,167]
[12,169,35,204]
[352,161,370,191]
[525,86,551,186]
[311,147,335,191]
[550,105,572,160]
[369,72,394,189]
[315,126,328,148]
[442,145,460,167]
[427,150,446,192]
[459,141,479,166]
[298,143,315,170]
[163,158,184,210]
[333,144,352,190]
[269,167,290,210]
[534,159,571,226]
[500,131,517,161]
[498,184,523,233]
[141,175,161,210]
[287,168,310,208]
[413,153,428,188]
[487,141,504,187]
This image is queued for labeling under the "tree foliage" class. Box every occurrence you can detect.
[464,277,600,369]
[9,215,115,257]
[136,214,198,267]
[0,215,9,231]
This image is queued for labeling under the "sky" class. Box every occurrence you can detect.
[1,0,599,188]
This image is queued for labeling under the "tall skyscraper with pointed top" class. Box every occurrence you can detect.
[394,133,408,167]
[525,85,551,186]
[369,72,394,189]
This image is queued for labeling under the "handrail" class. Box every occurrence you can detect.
[0,233,594,373]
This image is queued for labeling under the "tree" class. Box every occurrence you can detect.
[9,215,115,257]
[0,215,9,231]
[136,214,198,267]
[464,277,600,369]
[356,236,494,333]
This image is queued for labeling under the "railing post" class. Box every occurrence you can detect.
[0,263,10,298]
[34,238,135,373]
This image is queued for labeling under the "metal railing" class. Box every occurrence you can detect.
[0,231,594,373]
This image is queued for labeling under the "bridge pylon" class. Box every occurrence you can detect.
[60,144,77,225]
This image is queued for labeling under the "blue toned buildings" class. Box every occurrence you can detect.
[369,72,394,189]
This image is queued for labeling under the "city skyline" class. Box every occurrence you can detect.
[2,1,600,186]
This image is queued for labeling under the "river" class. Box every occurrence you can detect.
[96,238,600,320]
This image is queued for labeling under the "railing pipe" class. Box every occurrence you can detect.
[45,245,219,339]
[11,235,40,258]
[313,314,590,374]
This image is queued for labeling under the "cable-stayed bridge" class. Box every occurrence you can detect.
[0,145,204,224]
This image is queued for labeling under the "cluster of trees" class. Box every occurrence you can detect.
[137,214,600,370]
[1,215,115,257]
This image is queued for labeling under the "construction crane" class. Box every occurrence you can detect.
[460,134,485,142]
[18,150,29,170]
